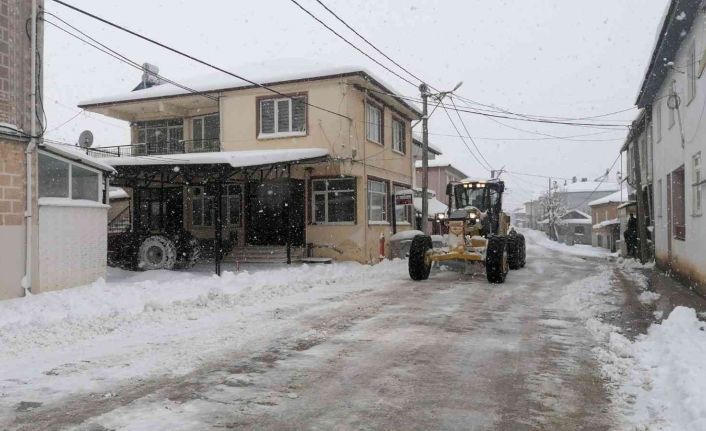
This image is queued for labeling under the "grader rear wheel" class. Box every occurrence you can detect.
[409,235,433,281]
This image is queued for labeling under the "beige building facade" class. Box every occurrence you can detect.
[82,67,421,263]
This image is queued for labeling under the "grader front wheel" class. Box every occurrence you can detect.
[486,235,509,284]
[409,235,432,281]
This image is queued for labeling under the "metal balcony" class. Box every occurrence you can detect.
[87,139,220,158]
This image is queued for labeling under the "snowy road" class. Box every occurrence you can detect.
[1,232,623,430]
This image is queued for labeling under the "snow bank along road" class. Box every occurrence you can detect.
[0,231,700,430]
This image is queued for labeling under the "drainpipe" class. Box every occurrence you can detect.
[23,0,38,295]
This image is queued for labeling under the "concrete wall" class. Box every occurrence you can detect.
[37,201,108,292]
[649,8,706,293]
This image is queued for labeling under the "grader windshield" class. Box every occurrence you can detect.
[452,181,503,212]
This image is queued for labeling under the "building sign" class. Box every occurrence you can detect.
[395,193,413,205]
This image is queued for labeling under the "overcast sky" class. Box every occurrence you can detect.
[42,0,668,209]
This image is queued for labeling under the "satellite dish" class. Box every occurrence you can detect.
[78,130,94,148]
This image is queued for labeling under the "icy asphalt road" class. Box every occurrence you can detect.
[2,234,619,430]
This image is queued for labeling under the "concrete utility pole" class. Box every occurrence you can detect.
[631,133,649,264]
[420,83,430,235]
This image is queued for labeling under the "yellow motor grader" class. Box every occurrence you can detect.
[408,178,526,283]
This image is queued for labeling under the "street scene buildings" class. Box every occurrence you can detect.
[1,0,705,430]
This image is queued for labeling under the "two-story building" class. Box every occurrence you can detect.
[80,62,421,266]
[630,0,706,293]
[589,188,630,252]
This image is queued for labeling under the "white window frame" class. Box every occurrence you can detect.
[693,152,702,216]
[311,178,356,225]
[657,178,663,218]
[367,178,389,224]
[654,101,662,143]
[366,101,383,145]
[393,184,411,225]
[392,117,406,154]
[688,42,697,104]
[191,113,220,151]
[258,96,307,139]
[38,150,103,203]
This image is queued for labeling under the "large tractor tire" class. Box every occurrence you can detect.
[409,235,433,281]
[486,235,509,284]
[138,235,177,270]
[518,234,527,268]
[507,233,521,270]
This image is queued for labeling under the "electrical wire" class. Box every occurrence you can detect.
[49,0,353,122]
[449,96,493,170]
[440,104,491,172]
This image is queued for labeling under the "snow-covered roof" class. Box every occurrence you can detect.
[109,187,129,200]
[79,60,421,116]
[560,181,620,194]
[414,159,469,176]
[413,196,448,218]
[559,218,593,225]
[41,142,116,173]
[412,134,443,155]
[593,218,620,230]
[588,188,630,207]
[103,148,329,168]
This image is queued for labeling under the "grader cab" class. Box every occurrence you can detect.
[408,178,526,283]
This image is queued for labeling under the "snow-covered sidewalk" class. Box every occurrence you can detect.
[556,262,706,430]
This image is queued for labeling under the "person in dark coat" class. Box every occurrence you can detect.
[624,213,637,258]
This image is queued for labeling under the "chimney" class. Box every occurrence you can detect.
[572,176,577,183]
[581,177,588,182]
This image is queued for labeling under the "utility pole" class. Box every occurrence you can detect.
[632,130,649,264]
[420,83,430,235]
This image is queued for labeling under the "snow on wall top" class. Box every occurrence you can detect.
[588,188,630,207]
[78,59,420,115]
[414,158,467,174]
[560,181,620,194]
[42,142,116,173]
[103,148,329,168]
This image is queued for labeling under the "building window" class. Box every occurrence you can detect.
[394,184,411,224]
[657,178,663,218]
[192,185,242,227]
[694,152,702,216]
[367,178,388,223]
[312,178,356,224]
[366,101,383,144]
[392,118,406,153]
[574,225,585,235]
[38,153,69,198]
[136,119,184,153]
[259,96,307,137]
[672,166,686,240]
[192,113,220,151]
[71,165,100,201]
[38,152,101,202]
[653,101,662,143]
[688,43,697,104]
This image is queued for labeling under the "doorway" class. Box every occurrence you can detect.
[246,179,305,246]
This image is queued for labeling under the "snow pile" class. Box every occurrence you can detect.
[624,307,706,430]
[638,290,661,304]
[0,261,406,355]
[521,228,612,259]
[556,264,706,430]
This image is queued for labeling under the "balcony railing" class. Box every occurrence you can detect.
[87,139,220,158]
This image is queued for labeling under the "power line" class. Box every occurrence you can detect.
[286,0,420,89]
[43,15,218,102]
[311,0,427,88]
[49,0,352,122]
[440,104,491,172]
[571,153,623,209]
[44,108,84,134]
[449,96,493,170]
